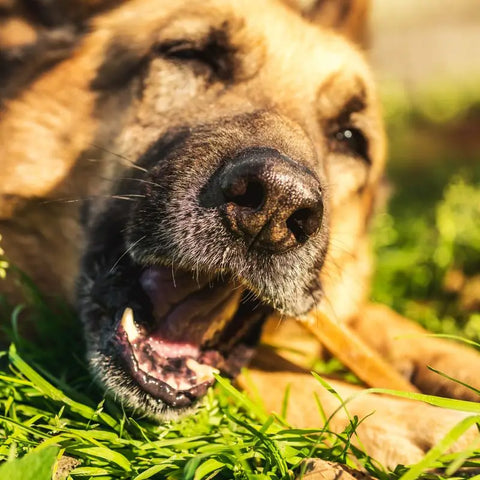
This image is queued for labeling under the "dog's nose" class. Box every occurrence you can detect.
[217,148,323,253]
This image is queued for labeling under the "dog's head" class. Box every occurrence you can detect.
[70,0,386,417]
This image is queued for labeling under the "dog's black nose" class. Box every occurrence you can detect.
[216,148,323,253]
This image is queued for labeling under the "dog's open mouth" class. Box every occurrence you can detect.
[112,266,268,409]
[81,139,327,415]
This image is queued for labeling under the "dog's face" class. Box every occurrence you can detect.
[63,0,387,417]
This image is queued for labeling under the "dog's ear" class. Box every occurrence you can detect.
[282,0,370,47]
[0,0,121,99]
[1,0,119,28]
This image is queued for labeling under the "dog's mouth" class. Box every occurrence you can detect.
[110,265,268,409]
[81,135,328,415]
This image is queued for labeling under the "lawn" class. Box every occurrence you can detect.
[0,82,479,479]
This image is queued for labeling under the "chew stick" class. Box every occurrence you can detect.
[298,309,419,392]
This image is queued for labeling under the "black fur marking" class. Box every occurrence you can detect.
[337,92,366,124]
[90,38,150,90]
[91,24,240,90]
[21,0,122,28]
[22,0,71,27]
[0,0,123,100]
[135,128,193,171]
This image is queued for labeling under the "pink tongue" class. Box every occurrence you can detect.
[140,267,242,344]
[140,267,209,318]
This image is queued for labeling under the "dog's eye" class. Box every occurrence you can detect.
[331,127,370,164]
[158,41,229,78]
[163,43,205,61]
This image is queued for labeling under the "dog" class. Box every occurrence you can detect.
[1,0,479,471]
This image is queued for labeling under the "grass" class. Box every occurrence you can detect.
[0,303,385,480]
[0,85,480,478]
[371,86,480,341]
[0,323,479,480]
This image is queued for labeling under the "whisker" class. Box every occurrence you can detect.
[119,177,164,189]
[111,195,144,201]
[89,143,148,173]
[320,290,340,324]
[328,239,356,260]
[41,194,144,205]
[67,170,165,192]
[171,261,177,288]
[118,193,146,197]
[273,312,286,332]
[109,235,146,273]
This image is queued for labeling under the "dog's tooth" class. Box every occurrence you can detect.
[186,358,219,383]
[121,307,140,342]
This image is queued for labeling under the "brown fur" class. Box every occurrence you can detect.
[1,0,382,312]
[0,0,478,471]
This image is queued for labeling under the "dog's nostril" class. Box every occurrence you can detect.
[286,207,322,244]
[223,178,264,210]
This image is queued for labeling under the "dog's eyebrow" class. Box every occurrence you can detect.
[316,74,367,124]
[336,92,366,124]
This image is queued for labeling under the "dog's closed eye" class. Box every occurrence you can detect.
[157,33,235,81]
[160,41,210,61]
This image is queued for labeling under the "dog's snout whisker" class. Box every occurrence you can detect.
[40,194,145,205]
[89,143,148,173]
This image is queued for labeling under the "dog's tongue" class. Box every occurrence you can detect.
[139,266,243,345]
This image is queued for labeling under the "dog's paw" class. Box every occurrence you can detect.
[353,305,480,401]
[240,369,479,469]
[406,344,480,401]
[347,390,477,468]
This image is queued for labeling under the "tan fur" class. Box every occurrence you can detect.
[0,0,478,472]
[0,0,383,312]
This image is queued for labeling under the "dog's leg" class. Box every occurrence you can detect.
[240,363,478,470]
[248,319,479,470]
[349,304,480,401]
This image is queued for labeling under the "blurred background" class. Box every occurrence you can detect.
[368,0,480,340]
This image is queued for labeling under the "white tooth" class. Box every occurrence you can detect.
[121,307,140,342]
[163,375,191,391]
[186,358,219,383]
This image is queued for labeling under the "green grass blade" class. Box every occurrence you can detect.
[445,434,480,476]
[8,344,118,429]
[68,466,114,476]
[213,374,268,422]
[0,446,59,480]
[69,446,131,471]
[193,458,224,480]
[133,463,173,480]
[361,388,480,413]
[420,334,480,349]
[280,383,291,420]
[427,366,480,396]
[227,413,289,477]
